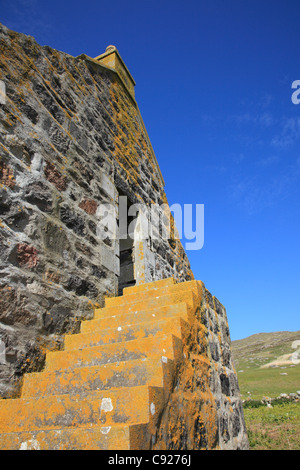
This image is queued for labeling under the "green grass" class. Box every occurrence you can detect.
[236,364,300,400]
[231,331,300,449]
[232,331,300,400]
[243,401,300,450]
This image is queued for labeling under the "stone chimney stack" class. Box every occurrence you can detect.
[95,45,136,99]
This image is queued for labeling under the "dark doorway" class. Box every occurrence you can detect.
[117,190,136,296]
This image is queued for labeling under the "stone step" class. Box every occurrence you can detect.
[95,289,196,320]
[107,279,177,306]
[0,422,151,450]
[104,284,197,311]
[83,302,189,333]
[0,423,138,450]
[0,385,165,434]
[111,278,200,307]
[111,284,175,307]
[45,333,182,372]
[123,277,175,296]
[22,356,175,398]
[66,315,188,351]
[0,278,201,450]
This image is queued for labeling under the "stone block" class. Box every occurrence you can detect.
[100,172,117,201]
[101,243,118,274]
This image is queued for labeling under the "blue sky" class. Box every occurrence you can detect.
[1,0,300,340]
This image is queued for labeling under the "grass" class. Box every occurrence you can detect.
[243,401,300,450]
[236,363,300,400]
[231,331,300,450]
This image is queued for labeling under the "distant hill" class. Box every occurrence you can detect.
[231,331,300,400]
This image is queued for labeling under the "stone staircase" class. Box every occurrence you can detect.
[0,278,201,450]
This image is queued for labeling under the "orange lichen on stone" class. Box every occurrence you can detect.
[0,278,248,449]
[0,28,248,449]
[108,80,161,191]
[0,161,16,188]
[152,298,219,449]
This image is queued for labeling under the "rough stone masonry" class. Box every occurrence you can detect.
[0,23,248,449]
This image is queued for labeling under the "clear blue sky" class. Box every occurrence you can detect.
[1,0,300,340]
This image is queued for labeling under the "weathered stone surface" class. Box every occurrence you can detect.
[0,278,248,449]
[0,161,15,188]
[152,283,248,450]
[79,197,98,215]
[44,161,68,191]
[16,243,39,268]
[0,23,248,451]
[0,22,193,399]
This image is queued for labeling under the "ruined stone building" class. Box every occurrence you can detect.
[0,23,248,449]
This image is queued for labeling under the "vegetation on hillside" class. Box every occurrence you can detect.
[243,401,300,450]
[231,331,300,450]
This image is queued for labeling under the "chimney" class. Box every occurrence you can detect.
[94,45,136,99]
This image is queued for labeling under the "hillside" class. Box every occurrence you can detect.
[231,331,300,400]
[231,331,300,450]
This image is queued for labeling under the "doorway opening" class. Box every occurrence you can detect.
[117,190,136,296]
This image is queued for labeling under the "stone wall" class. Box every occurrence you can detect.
[0,24,193,397]
[0,26,248,452]
[153,283,249,450]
